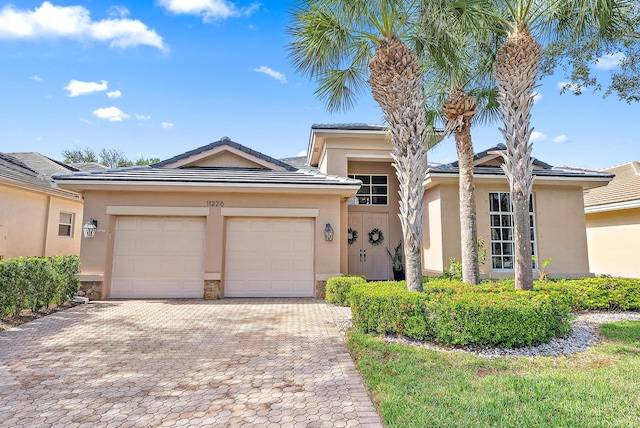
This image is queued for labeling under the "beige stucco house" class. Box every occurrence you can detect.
[53,124,612,300]
[0,152,83,259]
[584,161,640,278]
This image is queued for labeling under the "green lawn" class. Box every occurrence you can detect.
[347,321,640,427]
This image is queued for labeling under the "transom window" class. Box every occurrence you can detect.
[348,174,388,205]
[489,192,537,270]
[58,212,74,237]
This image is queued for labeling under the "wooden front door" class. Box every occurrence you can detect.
[348,213,389,280]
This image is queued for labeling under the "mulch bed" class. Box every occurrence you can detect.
[0,301,80,332]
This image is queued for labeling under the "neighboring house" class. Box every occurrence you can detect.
[53,124,612,300]
[0,152,83,259]
[584,161,640,278]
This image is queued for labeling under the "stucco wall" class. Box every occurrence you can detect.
[586,207,640,278]
[0,183,82,258]
[425,181,591,278]
[79,189,344,297]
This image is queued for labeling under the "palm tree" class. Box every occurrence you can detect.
[288,0,430,291]
[488,0,630,290]
[421,3,501,284]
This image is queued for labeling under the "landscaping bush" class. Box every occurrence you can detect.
[351,282,571,348]
[350,282,431,340]
[0,255,81,318]
[325,275,366,306]
[537,278,640,311]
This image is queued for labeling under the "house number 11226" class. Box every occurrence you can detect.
[206,200,225,207]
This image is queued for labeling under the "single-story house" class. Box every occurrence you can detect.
[52,124,613,300]
[0,152,83,259]
[584,161,640,278]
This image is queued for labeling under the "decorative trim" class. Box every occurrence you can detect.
[106,206,209,216]
[585,199,640,214]
[79,273,104,282]
[221,207,319,217]
[204,272,221,281]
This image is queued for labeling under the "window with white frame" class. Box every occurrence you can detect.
[489,192,537,270]
[348,174,388,205]
[58,212,74,237]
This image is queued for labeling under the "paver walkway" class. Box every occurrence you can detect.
[0,299,383,427]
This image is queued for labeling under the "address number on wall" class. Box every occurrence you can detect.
[206,200,225,207]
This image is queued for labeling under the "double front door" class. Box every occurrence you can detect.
[348,213,389,281]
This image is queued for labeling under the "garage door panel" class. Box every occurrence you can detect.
[111,217,205,298]
[225,218,314,297]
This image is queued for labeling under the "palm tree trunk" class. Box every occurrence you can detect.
[494,26,541,291]
[369,36,427,292]
[443,89,479,284]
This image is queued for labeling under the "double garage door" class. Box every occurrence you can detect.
[111,216,314,298]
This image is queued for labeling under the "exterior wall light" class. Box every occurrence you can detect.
[82,219,98,238]
[324,223,334,242]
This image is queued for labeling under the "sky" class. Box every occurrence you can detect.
[0,0,638,170]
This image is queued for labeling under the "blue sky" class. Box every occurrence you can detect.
[0,1,638,170]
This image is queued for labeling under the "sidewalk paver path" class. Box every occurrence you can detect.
[0,299,383,427]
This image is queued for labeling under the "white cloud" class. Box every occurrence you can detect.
[65,79,108,97]
[92,106,129,122]
[532,92,542,103]
[594,52,625,70]
[253,66,287,83]
[557,81,584,94]
[107,6,130,19]
[158,0,260,21]
[161,122,174,129]
[106,90,122,98]
[135,114,151,120]
[296,150,307,157]
[0,2,167,51]
[552,134,568,144]
[529,131,546,142]
[30,74,42,82]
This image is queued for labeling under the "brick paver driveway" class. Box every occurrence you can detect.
[0,299,382,427]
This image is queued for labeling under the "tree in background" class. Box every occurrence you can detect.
[62,147,159,168]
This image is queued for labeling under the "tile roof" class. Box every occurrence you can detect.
[0,152,44,186]
[311,123,387,131]
[584,161,640,207]
[52,165,361,187]
[153,137,298,171]
[69,162,109,172]
[8,152,77,177]
[429,144,613,182]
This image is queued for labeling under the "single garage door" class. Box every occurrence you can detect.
[111,217,206,298]
[225,218,314,297]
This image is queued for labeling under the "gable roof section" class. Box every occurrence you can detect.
[153,137,298,171]
[584,161,640,212]
[427,144,613,184]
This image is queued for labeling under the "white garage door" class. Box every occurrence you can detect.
[111,217,206,298]
[225,218,314,297]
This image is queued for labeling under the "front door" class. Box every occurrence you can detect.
[348,213,389,280]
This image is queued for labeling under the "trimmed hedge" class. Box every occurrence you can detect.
[325,275,367,306]
[350,281,571,348]
[0,255,80,319]
[537,278,640,311]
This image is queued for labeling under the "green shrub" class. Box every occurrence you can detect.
[0,255,81,319]
[351,282,571,348]
[325,275,366,306]
[537,278,640,311]
[350,282,431,340]
[424,291,571,347]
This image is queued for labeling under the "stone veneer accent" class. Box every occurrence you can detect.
[78,281,104,300]
[315,280,327,299]
[204,280,223,300]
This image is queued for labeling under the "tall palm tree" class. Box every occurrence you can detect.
[421,2,501,284]
[288,0,430,291]
[488,0,630,290]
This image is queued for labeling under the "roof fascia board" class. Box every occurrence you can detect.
[585,199,640,214]
[425,172,613,186]
[0,177,82,200]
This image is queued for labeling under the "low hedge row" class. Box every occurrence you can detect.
[0,255,81,319]
[325,275,367,306]
[350,282,571,348]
